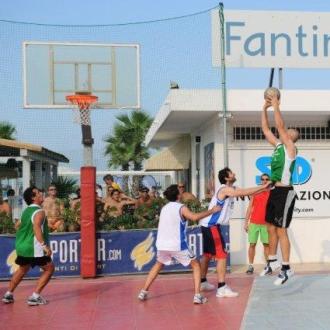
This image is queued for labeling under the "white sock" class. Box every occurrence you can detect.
[268,255,277,261]
[32,292,40,299]
[5,291,13,296]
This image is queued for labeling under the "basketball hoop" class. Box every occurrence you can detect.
[66,92,98,126]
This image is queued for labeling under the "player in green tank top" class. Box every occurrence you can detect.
[16,204,49,257]
[2,187,54,306]
[261,92,299,286]
[270,143,296,185]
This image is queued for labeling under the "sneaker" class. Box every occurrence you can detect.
[274,269,294,286]
[246,265,254,275]
[216,285,239,298]
[200,281,215,291]
[2,293,14,304]
[259,260,281,276]
[138,289,148,301]
[193,293,208,304]
[27,295,48,306]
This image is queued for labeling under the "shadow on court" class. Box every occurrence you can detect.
[242,274,330,330]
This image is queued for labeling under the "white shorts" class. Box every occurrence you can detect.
[157,249,196,267]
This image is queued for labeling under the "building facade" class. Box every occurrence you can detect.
[145,88,330,265]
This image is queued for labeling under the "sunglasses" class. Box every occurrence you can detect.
[178,186,185,188]
[261,178,270,181]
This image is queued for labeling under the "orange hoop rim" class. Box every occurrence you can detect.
[66,93,98,109]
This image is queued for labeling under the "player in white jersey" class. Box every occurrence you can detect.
[200,167,271,298]
[138,184,221,305]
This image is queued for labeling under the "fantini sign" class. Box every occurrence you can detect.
[212,10,330,68]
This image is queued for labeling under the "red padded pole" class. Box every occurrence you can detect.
[80,166,96,278]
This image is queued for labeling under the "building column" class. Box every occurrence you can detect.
[191,135,201,199]
[44,163,51,188]
[34,161,43,189]
[22,157,31,193]
[52,164,58,182]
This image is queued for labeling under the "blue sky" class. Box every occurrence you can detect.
[1,0,330,171]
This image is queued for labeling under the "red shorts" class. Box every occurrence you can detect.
[201,224,227,260]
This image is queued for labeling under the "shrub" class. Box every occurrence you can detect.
[0,212,15,234]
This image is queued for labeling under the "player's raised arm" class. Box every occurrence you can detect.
[261,100,278,147]
[220,182,270,200]
[181,205,221,222]
[270,96,296,158]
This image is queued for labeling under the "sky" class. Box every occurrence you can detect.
[1,0,330,171]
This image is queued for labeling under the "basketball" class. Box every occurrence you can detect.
[264,87,281,100]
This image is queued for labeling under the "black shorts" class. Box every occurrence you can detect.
[201,225,227,259]
[15,256,52,268]
[266,186,296,228]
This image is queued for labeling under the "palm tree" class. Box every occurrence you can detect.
[0,122,16,140]
[51,176,78,200]
[104,135,131,171]
[104,111,153,170]
[104,111,153,195]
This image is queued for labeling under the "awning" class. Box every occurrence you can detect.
[144,136,190,171]
[0,138,69,163]
[0,166,18,179]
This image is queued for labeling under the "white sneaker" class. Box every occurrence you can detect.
[27,295,48,306]
[138,289,148,301]
[216,285,239,298]
[200,281,215,291]
[260,260,281,276]
[274,269,294,286]
[193,294,208,304]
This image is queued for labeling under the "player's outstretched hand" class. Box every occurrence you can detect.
[262,181,272,190]
[43,246,52,257]
[263,99,271,110]
[211,205,222,213]
[269,95,280,108]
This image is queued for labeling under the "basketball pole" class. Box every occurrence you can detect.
[81,125,93,166]
[66,94,98,279]
[219,2,229,167]
[80,120,97,278]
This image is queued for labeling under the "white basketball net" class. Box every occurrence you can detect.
[72,107,91,126]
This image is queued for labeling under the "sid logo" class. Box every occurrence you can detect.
[256,156,312,185]
[130,233,155,271]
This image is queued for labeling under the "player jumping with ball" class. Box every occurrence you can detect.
[261,88,299,285]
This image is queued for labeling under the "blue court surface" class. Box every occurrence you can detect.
[242,274,330,330]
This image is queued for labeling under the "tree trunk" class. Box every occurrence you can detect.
[121,163,129,194]
[132,162,143,197]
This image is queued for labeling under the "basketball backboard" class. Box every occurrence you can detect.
[23,41,140,109]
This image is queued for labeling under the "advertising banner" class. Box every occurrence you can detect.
[229,147,330,219]
[212,10,330,68]
[0,226,230,279]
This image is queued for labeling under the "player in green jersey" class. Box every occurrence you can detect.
[260,92,299,285]
[2,187,54,305]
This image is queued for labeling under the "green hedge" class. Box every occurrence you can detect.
[0,198,209,234]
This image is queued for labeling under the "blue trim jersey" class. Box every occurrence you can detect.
[156,201,188,251]
[199,185,235,227]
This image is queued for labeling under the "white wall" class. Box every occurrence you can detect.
[230,217,330,265]
[191,114,224,199]
[229,144,330,265]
